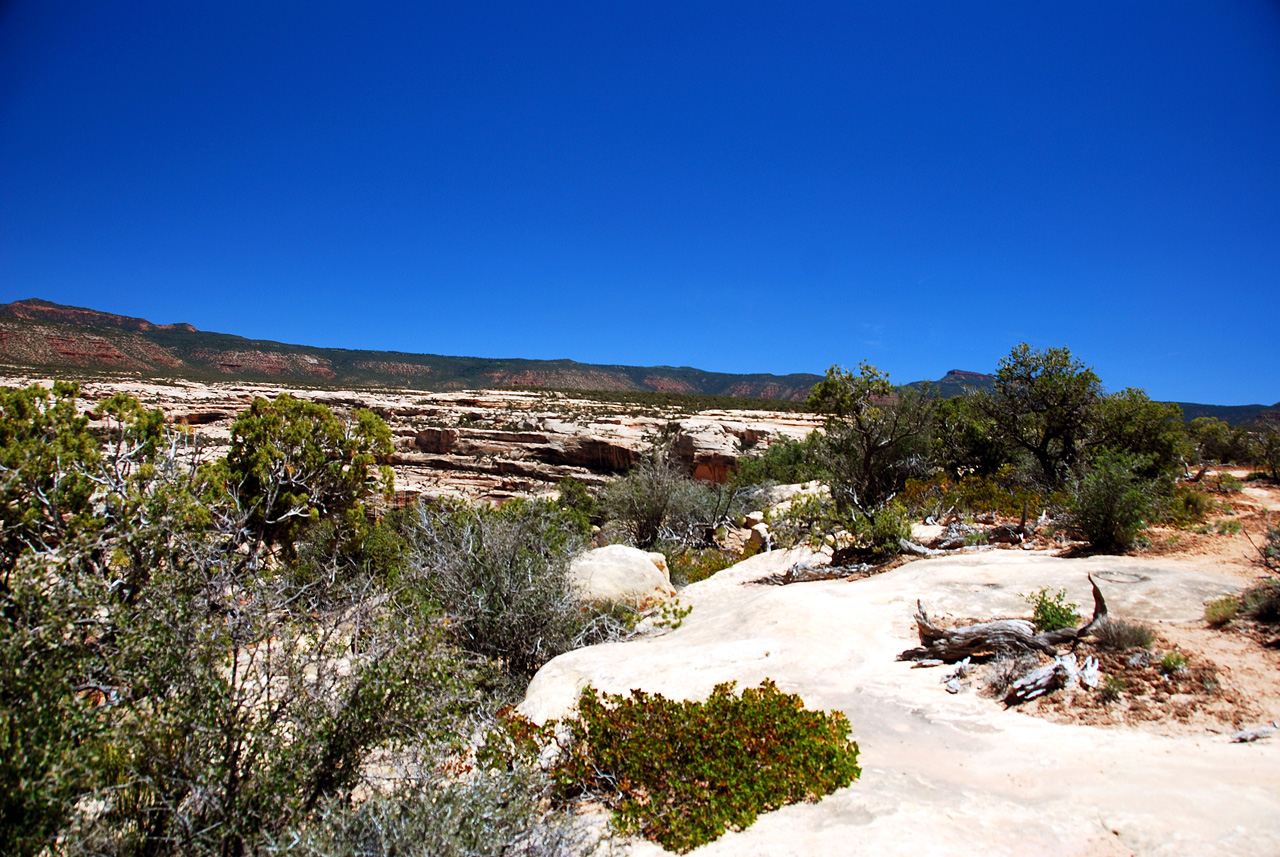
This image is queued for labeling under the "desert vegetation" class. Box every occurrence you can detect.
[1,342,1275,856]
[0,380,868,857]
[523,342,1280,599]
[548,680,860,853]
[0,383,562,856]
[711,343,1277,563]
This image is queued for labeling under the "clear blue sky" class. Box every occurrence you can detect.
[2,2,1277,404]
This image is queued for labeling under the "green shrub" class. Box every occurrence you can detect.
[1259,524,1280,572]
[406,498,621,677]
[650,600,693,630]
[667,547,738,586]
[730,432,825,487]
[765,492,843,550]
[1216,520,1243,535]
[602,446,750,550]
[850,501,912,558]
[1204,595,1239,626]
[1090,618,1155,651]
[220,393,393,556]
[1100,674,1125,703]
[555,476,600,528]
[0,382,103,575]
[1240,579,1280,623]
[1217,473,1244,493]
[554,680,861,853]
[767,494,909,561]
[1069,449,1156,552]
[1157,483,1214,528]
[1160,651,1188,675]
[1022,587,1080,632]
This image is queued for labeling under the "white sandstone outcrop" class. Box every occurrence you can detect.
[567,544,676,608]
[521,550,1280,857]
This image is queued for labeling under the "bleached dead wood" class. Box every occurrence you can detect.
[898,538,945,557]
[1005,654,1076,704]
[1079,655,1100,689]
[942,657,971,694]
[898,575,1109,662]
[1230,722,1278,743]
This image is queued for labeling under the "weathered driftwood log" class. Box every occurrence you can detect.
[1001,653,1098,705]
[898,576,1108,662]
[1230,722,1278,743]
[1005,654,1075,704]
[897,537,945,557]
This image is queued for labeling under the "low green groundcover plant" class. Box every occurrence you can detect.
[553,680,861,853]
[1023,587,1081,632]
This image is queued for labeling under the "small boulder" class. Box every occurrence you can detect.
[568,545,676,608]
[760,481,829,513]
[746,522,771,552]
[986,523,1025,545]
[742,510,766,529]
[933,522,978,550]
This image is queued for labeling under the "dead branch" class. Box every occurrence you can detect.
[898,575,1108,662]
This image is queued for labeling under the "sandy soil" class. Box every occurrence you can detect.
[1022,475,1280,738]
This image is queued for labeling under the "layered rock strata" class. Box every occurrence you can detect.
[1,376,821,505]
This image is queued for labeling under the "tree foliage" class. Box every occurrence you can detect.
[807,363,934,521]
[0,382,100,576]
[1091,388,1187,479]
[931,394,1019,478]
[976,343,1101,486]
[1255,426,1280,482]
[220,394,393,555]
[0,386,498,857]
[730,431,826,487]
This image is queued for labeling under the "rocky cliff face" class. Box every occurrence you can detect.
[5,375,822,505]
[1,298,197,332]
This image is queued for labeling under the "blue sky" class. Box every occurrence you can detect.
[1,1,1277,404]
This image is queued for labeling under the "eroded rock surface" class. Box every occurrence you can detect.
[521,550,1280,857]
[1,376,821,505]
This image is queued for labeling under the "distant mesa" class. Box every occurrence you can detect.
[0,298,822,401]
[941,369,990,382]
[0,299,1268,423]
[902,368,995,397]
[4,298,198,333]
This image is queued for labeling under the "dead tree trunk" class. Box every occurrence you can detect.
[898,575,1108,662]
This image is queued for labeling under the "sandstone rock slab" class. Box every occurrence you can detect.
[567,544,676,608]
[522,550,1279,856]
